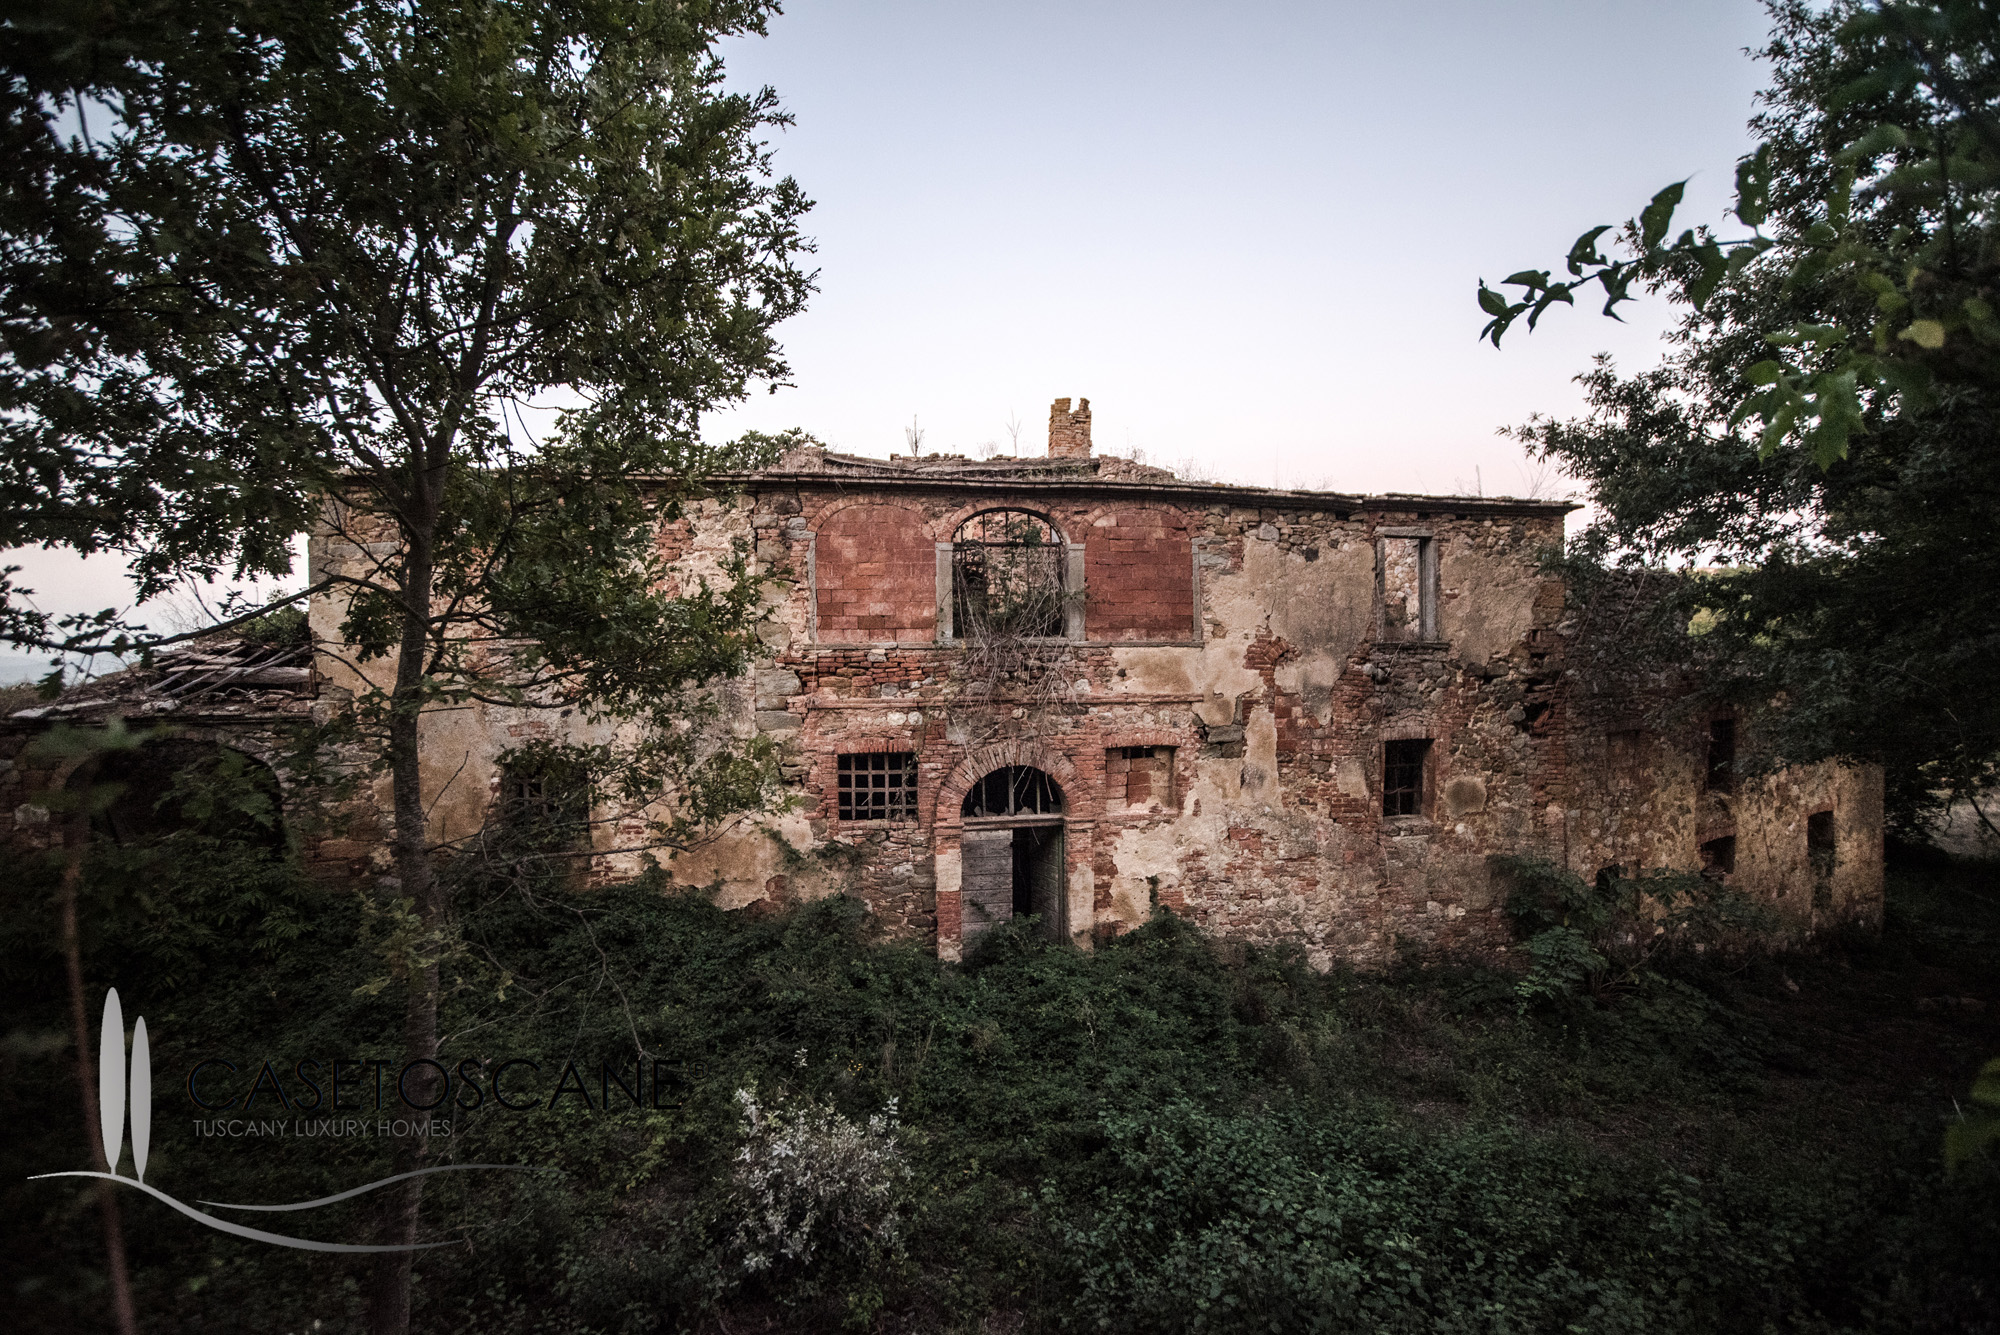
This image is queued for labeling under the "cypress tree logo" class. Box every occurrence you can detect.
[30,989,522,1253]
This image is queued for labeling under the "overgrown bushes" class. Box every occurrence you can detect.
[3,822,1997,1333]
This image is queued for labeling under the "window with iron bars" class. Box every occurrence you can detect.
[837,752,918,822]
[961,765,1065,819]
[951,509,1066,639]
[1382,739,1430,817]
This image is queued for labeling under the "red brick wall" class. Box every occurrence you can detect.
[1085,507,1193,641]
[814,504,935,643]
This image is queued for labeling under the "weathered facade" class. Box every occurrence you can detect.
[5,398,1885,964]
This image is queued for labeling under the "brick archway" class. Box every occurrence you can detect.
[936,740,1082,829]
[930,500,1074,546]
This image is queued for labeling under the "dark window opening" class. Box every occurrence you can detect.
[1595,864,1623,893]
[84,741,286,852]
[1807,809,1836,887]
[951,509,1065,639]
[496,750,593,856]
[1704,717,1736,793]
[503,771,553,823]
[962,765,1064,819]
[837,752,918,823]
[1106,746,1175,811]
[1382,739,1430,817]
[1699,834,1737,879]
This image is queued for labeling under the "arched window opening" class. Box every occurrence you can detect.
[961,765,1064,820]
[952,510,1065,640]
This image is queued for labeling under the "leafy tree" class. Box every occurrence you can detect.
[1,1,814,1328]
[1481,0,2000,829]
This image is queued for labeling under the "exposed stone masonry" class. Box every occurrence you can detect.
[5,400,1885,967]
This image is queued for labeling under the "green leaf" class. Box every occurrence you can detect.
[1638,181,1686,250]
[1744,360,1785,387]
[1757,401,1799,457]
[1502,269,1551,292]
[1733,145,1771,227]
[1827,166,1855,225]
[1598,264,1635,319]
[1897,318,1945,349]
[1946,1059,2000,1173]
[1477,283,1513,318]
[1565,225,1613,276]
[1525,285,1575,330]
[1835,122,1911,164]
[1687,239,1728,311]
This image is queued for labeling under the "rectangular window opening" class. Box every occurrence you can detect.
[1382,739,1431,818]
[496,757,591,856]
[836,752,918,823]
[1704,717,1736,793]
[1807,809,1836,883]
[1699,834,1737,879]
[1379,536,1435,642]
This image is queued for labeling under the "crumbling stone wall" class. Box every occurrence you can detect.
[271,443,1884,967]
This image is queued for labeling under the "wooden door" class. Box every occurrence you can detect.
[961,829,1014,945]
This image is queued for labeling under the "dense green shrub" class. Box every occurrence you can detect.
[4,790,1996,1333]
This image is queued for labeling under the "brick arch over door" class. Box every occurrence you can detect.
[1084,507,1193,640]
[937,740,1083,828]
[814,503,935,643]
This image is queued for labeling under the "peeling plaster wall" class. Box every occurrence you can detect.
[278,463,1885,964]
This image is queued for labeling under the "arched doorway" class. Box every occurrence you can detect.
[82,739,287,852]
[960,765,1066,944]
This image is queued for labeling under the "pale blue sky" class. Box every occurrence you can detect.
[3,0,1777,678]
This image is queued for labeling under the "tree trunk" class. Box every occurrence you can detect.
[367,539,441,1335]
[60,810,141,1335]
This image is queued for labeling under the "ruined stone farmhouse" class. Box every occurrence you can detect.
[4,398,1884,964]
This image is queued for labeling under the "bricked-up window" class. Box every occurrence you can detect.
[1382,739,1430,817]
[837,752,918,822]
[814,503,936,643]
[1704,716,1736,793]
[1106,746,1175,811]
[952,510,1066,639]
[1084,508,1194,642]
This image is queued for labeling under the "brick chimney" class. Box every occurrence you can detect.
[1047,397,1092,459]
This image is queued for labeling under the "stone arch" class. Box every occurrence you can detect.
[72,736,288,851]
[930,499,1073,546]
